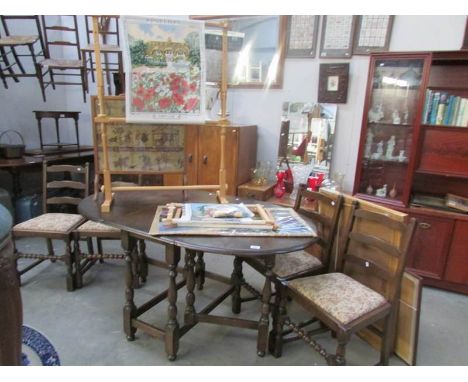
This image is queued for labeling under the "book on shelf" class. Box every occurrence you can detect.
[422,90,468,127]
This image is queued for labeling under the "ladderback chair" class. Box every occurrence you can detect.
[12,162,89,291]
[271,201,417,365]
[37,15,87,102]
[231,184,343,313]
[0,16,45,89]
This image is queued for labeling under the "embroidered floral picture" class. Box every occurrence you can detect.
[122,16,206,123]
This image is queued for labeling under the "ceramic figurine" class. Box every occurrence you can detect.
[366,184,373,195]
[376,184,387,197]
[398,150,407,162]
[389,184,398,198]
[368,103,384,123]
[364,131,374,158]
[385,135,396,160]
[392,109,401,124]
[372,140,384,159]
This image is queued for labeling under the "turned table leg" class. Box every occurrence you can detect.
[165,244,181,361]
[122,232,137,341]
[257,254,274,357]
[184,249,196,326]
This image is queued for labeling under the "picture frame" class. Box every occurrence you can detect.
[318,63,350,104]
[445,193,468,213]
[319,15,357,59]
[353,15,394,55]
[286,15,320,58]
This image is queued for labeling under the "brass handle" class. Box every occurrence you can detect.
[187,154,193,163]
[419,222,431,229]
[203,155,208,165]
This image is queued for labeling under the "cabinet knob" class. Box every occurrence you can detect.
[203,155,208,164]
[187,154,193,163]
[418,222,431,229]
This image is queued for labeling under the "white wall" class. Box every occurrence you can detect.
[1,15,466,192]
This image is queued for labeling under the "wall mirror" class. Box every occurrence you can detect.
[191,15,288,88]
[278,102,338,175]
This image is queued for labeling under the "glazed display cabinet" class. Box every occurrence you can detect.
[354,51,468,294]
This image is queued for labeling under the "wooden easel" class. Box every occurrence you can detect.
[91,16,229,212]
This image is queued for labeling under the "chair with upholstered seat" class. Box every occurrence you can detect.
[12,162,89,291]
[270,201,417,365]
[231,184,343,313]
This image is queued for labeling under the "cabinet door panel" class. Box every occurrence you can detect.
[444,221,468,284]
[198,125,221,186]
[184,125,199,185]
[407,214,454,279]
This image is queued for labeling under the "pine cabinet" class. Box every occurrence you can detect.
[354,51,468,294]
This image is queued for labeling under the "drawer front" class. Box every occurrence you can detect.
[444,221,468,285]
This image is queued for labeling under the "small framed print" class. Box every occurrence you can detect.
[318,63,350,104]
[319,15,357,59]
[286,15,320,58]
[353,15,394,55]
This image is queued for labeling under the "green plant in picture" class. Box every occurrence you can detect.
[130,40,148,66]
[185,31,201,67]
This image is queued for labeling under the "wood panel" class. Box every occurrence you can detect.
[418,129,468,177]
[406,213,454,279]
[197,124,222,186]
[428,63,468,89]
[184,125,199,185]
[444,220,468,284]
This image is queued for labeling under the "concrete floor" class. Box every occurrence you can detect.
[15,237,468,366]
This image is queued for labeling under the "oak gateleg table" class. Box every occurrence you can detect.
[78,190,317,361]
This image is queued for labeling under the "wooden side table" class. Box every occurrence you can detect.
[237,181,275,201]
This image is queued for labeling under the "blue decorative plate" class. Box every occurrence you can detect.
[21,325,61,366]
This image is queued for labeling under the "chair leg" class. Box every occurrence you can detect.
[73,233,83,289]
[231,256,244,314]
[64,239,75,292]
[35,63,46,102]
[194,251,205,290]
[380,311,397,366]
[330,332,349,366]
[97,238,104,263]
[269,282,287,358]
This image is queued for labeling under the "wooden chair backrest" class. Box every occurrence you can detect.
[338,201,416,304]
[294,184,343,271]
[42,161,89,213]
[84,15,120,46]
[41,15,81,59]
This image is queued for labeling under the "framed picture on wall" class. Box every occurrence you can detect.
[319,15,357,59]
[286,15,320,58]
[353,15,394,55]
[318,63,350,104]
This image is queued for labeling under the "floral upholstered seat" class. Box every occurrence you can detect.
[75,220,120,237]
[273,250,323,279]
[13,213,85,235]
[288,272,388,326]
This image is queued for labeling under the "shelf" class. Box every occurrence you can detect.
[415,169,468,179]
[363,158,408,165]
[421,124,468,130]
[368,122,412,128]
[426,86,468,92]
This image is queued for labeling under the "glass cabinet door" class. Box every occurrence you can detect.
[356,57,425,205]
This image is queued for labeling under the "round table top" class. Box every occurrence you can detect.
[78,191,317,257]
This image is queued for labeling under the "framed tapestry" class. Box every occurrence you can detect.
[319,15,357,59]
[121,16,206,123]
[286,15,320,58]
[353,15,394,55]
[91,96,185,174]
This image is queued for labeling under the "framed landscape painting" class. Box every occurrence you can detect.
[122,16,206,123]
